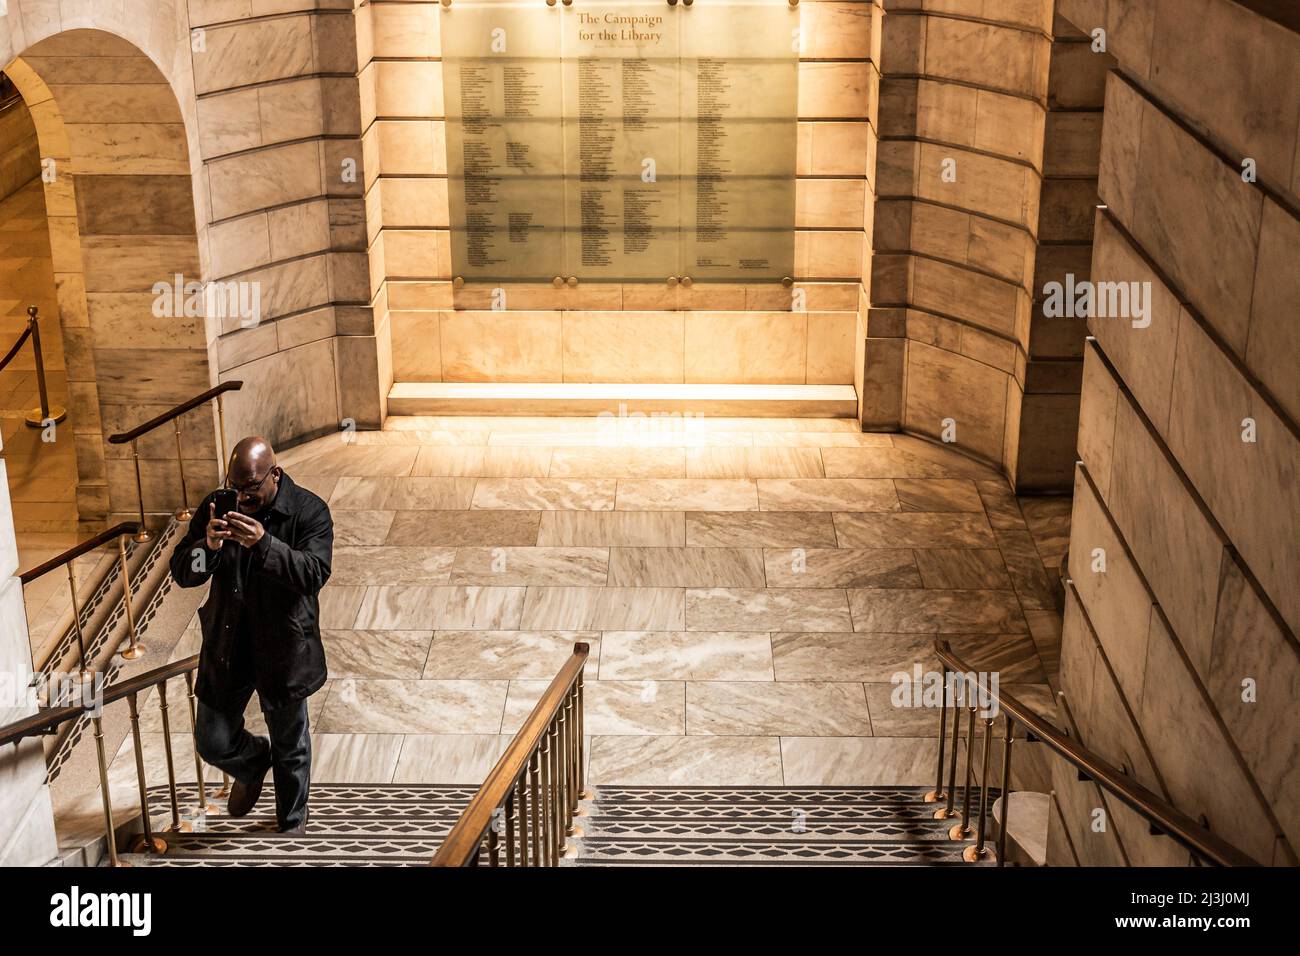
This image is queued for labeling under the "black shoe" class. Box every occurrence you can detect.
[279,806,309,835]
[227,769,268,817]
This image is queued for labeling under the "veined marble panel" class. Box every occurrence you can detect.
[353,585,526,629]
[615,479,759,512]
[503,680,684,736]
[848,589,1027,633]
[588,735,783,785]
[913,548,1011,589]
[320,630,433,679]
[607,547,765,588]
[683,447,825,479]
[772,631,938,683]
[422,631,601,680]
[756,478,900,512]
[520,586,686,631]
[686,588,852,632]
[686,512,838,548]
[780,736,937,786]
[833,512,996,548]
[687,682,871,736]
[448,547,609,586]
[330,547,455,585]
[537,511,686,547]
[318,679,508,734]
[762,549,922,589]
[470,478,616,511]
[598,631,774,681]
[330,476,478,510]
[386,510,541,547]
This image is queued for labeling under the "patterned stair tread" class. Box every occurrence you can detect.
[151,783,480,803]
[127,832,445,859]
[145,816,459,837]
[572,838,985,865]
[577,818,958,842]
[588,786,962,804]
[584,802,962,822]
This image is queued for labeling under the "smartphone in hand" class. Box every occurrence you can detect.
[214,488,239,520]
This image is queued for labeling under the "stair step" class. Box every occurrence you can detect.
[387,382,858,418]
[572,838,983,866]
[578,817,957,841]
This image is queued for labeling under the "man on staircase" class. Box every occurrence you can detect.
[169,436,334,835]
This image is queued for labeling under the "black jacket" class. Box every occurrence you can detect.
[169,472,333,710]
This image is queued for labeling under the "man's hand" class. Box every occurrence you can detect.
[224,511,266,548]
[205,502,229,550]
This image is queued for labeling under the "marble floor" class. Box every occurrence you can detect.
[100,415,1069,799]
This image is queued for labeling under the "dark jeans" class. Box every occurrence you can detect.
[194,688,311,831]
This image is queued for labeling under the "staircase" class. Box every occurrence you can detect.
[117,783,991,867]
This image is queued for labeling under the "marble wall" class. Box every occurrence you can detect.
[365,0,875,393]
[0,95,40,201]
[1048,0,1300,866]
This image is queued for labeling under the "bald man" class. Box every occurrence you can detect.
[170,436,333,834]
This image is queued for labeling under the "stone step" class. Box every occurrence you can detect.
[387,382,859,418]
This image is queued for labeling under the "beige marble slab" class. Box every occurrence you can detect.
[391,734,511,784]
[762,548,922,588]
[290,474,339,501]
[317,679,509,734]
[751,432,894,447]
[686,511,838,548]
[862,685,947,737]
[833,512,996,548]
[913,548,1011,589]
[470,478,616,510]
[848,589,1027,633]
[312,733,406,782]
[615,478,759,511]
[284,445,418,477]
[520,586,686,630]
[944,632,1047,683]
[598,631,774,681]
[320,585,366,628]
[503,679,684,735]
[352,430,492,447]
[780,736,938,785]
[353,585,526,629]
[771,631,939,682]
[588,735,783,785]
[894,478,984,512]
[332,510,396,545]
[756,477,899,512]
[322,629,433,679]
[822,446,995,479]
[683,447,825,479]
[537,511,685,546]
[422,631,601,679]
[607,547,765,587]
[412,446,551,477]
[686,587,852,631]
[386,510,541,546]
[330,546,455,585]
[448,547,609,586]
[549,447,685,478]
[330,476,478,510]
[686,682,872,736]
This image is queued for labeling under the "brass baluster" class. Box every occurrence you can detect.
[173,418,192,521]
[125,693,165,854]
[217,771,231,799]
[183,671,215,814]
[567,688,582,828]
[549,723,562,863]
[503,791,514,867]
[66,563,92,684]
[117,535,144,661]
[487,806,500,867]
[964,716,995,861]
[216,394,229,485]
[950,704,977,840]
[577,670,588,801]
[561,696,575,839]
[926,666,948,803]
[129,439,150,542]
[996,714,1015,867]
[22,306,66,427]
[936,676,962,821]
[539,735,553,866]
[529,751,542,867]
[91,715,126,866]
[515,773,529,866]
[156,681,184,831]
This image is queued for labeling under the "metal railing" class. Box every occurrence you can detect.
[930,639,1258,867]
[432,642,590,866]
[106,381,241,542]
[0,305,66,428]
[0,655,212,867]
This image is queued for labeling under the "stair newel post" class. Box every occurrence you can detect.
[91,715,127,866]
[155,680,185,832]
[996,714,1015,867]
[172,417,192,521]
[117,534,144,660]
[125,692,166,854]
[516,772,530,866]
[65,562,92,684]
[964,716,995,861]
[183,671,216,814]
[129,439,151,542]
[927,665,949,803]
[950,703,977,840]
[529,750,542,866]
[503,790,515,866]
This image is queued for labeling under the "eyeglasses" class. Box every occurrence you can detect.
[226,468,274,496]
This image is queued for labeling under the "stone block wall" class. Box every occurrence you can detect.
[0,94,40,201]
[362,0,876,392]
[1048,0,1300,866]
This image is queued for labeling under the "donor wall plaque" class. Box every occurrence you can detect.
[442,0,797,283]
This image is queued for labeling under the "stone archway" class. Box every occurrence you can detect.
[2,28,217,525]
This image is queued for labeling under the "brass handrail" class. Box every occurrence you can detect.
[0,654,210,866]
[0,307,67,427]
[432,642,590,867]
[18,521,139,584]
[105,380,242,541]
[932,639,1258,867]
